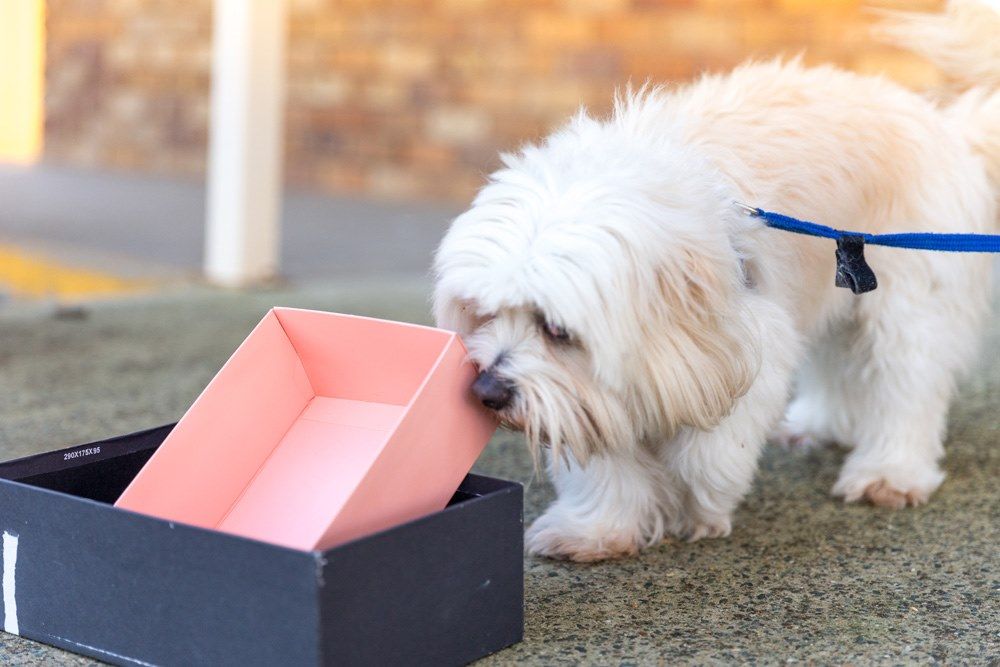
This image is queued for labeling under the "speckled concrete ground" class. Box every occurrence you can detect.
[0,281,997,665]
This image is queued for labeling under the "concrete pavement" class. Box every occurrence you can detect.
[0,281,996,665]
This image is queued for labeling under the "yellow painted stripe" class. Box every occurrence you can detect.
[0,244,150,299]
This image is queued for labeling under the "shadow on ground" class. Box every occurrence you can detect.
[0,280,997,665]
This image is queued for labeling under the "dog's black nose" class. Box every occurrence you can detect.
[472,371,515,411]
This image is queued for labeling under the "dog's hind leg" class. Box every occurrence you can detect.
[525,447,670,562]
[772,320,860,450]
[831,255,993,508]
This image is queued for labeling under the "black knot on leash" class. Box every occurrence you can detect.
[834,235,878,294]
[738,201,1000,296]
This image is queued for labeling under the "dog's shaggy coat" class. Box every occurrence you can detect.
[433,1,1000,561]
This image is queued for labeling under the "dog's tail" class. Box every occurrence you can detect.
[877,0,1000,195]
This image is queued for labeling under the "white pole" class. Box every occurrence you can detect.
[204,0,287,287]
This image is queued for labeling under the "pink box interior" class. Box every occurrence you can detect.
[115,308,497,551]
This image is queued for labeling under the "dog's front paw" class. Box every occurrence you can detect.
[771,400,831,451]
[684,518,732,543]
[832,465,944,509]
[667,513,732,543]
[525,509,646,562]
[769,422,822,451]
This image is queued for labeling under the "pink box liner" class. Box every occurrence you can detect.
[115,308,497,552]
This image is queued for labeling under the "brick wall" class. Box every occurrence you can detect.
[45,0,212,177]
[43,0,945,202]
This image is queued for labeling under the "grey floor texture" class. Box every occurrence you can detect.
[0,165,460,280]
[0,281,997,665]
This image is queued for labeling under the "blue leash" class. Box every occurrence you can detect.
[736,202,1000,294]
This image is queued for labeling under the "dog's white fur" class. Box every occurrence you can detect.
[433,1,1000,561]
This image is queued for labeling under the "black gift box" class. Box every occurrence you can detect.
[0,425,524,666]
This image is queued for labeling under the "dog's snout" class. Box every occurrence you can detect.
[472,370,515,411]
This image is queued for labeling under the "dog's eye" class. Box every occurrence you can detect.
[540,318,572,343]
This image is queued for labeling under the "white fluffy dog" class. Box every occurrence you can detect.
[433,1,1000,561]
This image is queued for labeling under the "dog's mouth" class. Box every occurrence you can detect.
[494,409,525,433]
[488,405,553,448]
[471,370,605,461]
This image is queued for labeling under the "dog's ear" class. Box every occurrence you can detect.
[651,249,759,431]
[664,313,757,431]
[659,246,738,321]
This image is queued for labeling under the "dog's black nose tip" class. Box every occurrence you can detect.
[472,371,515,411]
